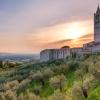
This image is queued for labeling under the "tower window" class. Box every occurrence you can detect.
[96,14,99,19]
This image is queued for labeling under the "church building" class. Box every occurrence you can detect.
[94,5,100,42]
[40,5,100,62]
[83,5,100,53]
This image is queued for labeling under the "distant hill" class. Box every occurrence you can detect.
[0,53,40,61]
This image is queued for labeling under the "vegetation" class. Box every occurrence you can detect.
[0,54,100,100]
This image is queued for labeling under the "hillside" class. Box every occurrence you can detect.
[0,54,100,100]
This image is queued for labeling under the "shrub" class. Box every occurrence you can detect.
[49,74,67,92]
[5,90,17,100]
[27,92,41,100]
[43,68,54,79]
[83,75,98,96]
[89,62,100,79]
[68,61,79,71]
[17,79,31,95]
[48,90,69,100]
[0,61,3,68]
[88,86,100,100]
[18,91,41,100]
[0,93,6,100]
[31,70,45,86]
[72,82,85,100]
[31,71,43,81]
[3,80,19,91]
[33,85,42,95]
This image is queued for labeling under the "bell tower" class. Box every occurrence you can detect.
[94,5,100,42]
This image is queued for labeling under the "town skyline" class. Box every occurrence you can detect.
[0,0,99,54]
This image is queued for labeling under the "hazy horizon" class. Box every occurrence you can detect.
[0,0,99,54]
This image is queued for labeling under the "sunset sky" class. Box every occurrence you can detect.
[0,0,99,54]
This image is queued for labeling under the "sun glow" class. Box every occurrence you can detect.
[64,22,88,39]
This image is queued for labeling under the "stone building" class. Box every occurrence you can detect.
[94,5,100,42]
[83,5,100,53]
[40,5,100,62]
[40,49,53,62]
[70,47,83,58]
[83,42,94,53]
[40,46,70,62]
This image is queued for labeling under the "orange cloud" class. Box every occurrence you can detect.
[44,33,94,49]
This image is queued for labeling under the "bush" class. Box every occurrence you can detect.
[17,79,31,95]
[18,90,41,100]
[3,80,19,91]
[89,62,100,79]
[5,90,17,100]
[42,68,54,79]
[31,71,43,81]
[68,61,79,71]
[33,85,42,95]
[88,86,100,100]
[48,90,69,100]
[49,74,67,92]
[72,82,85,100]
[0,93,6,100]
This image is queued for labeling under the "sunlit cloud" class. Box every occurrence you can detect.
[45,33,94,49]
[28,20,93,51]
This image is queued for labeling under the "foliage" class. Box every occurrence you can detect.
[88,86,100,100]
[0,54,100,100]
[49,74,67,92]
[72,82,86,100]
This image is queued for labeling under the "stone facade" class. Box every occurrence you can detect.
[92,42,100,52]
[83,41,100,53]
[40,46,70,62]
[83,5,100,53]
[70,47,83,58]
[40,46,84,62]
[94,5,100,42]
[83,42,94,53]
[40,49,52,62]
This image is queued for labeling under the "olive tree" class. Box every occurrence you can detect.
[43,68,54,79]
[72,83,85,100]
[49,74,67,92]
[75,62,90,99]
[31,70,45,86]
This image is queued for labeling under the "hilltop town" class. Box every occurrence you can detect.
[40,5,100,62]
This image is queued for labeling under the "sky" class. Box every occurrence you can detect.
[0,0,99,54]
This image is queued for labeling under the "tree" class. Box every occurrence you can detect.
[33,85,42,95]
[76,62,89,85]
[75,62,91,99]
[4,80,19,91]
[49,74,67,92]
[31,71,44,86]
[0,93,6,100]
[48,90,69,100]
[87,86,100,100]
[5,90,17,100]
[92,62,100,79]
[18,90,41,100]
[43,68,54,79]
[0,61,3,68]
[72,83,85,100]
[17,79,31,95]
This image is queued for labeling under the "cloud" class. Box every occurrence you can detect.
[0,0,97,33]
[44,33,94,49]
[0,0,98,53]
